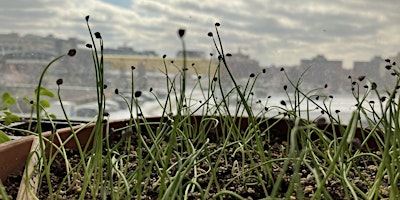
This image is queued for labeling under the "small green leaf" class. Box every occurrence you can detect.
[49,114,57,119]
[40,99,51,108]
[0,130,11,144]
[35,87,54,98]
[3,111,20,125]
[1,92,16,107]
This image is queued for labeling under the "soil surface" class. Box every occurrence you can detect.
[2,123,393,199]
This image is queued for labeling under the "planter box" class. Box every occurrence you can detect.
[0,116,380,199]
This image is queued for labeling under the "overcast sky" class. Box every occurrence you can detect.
[0,0,399,69]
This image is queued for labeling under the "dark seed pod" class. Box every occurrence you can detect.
[280,100,286,106]
[56,79,63,85]
[94,32,101,39]
[67,49,76,56]
[134,91,142,98]
[178,29,185,38]
[114,88,119,94]
[358,76,365,81]
[371,82,377,90]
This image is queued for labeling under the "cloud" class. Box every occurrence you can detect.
[0,0,398,68]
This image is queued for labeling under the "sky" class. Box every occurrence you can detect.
[0,0,399,69]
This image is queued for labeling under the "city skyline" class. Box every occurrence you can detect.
[1,31,398,71]
[0,1,399,69]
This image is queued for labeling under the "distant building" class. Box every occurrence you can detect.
[104,47,158,57]
[353,56,385,82]
[298,55,345,91]
[176,50,205,59]
[222,51,260,80]
[0,33,83,56]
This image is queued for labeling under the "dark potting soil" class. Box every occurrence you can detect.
[30,132,391,200]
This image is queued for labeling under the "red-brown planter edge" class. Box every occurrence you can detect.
[0,116,380,183]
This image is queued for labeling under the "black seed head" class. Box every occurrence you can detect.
[163,54,166,59]
[335,110,340,113]
[56,79,63,85]
[348,75,352,79]
[104,85,107,89]
[324,84,328,88]
[329,95,333,98]
[393,61,396,66]
[86,44,92,48]
[280,67,284,71]
[67,49,76,56]
[250,73,255,78]
[210,53,213,56]
[149,88,153,92]
[131,66,135,70]
[207,32,213,37]
[280,100,286,106]
[385,59,390,63]
[321,110,325,114]
[264,107,269,111]
[134,91,142,98]
[267,96,271,98]
[198,76,202,79]
[364,85,369,89]
[371,82,377,90]
[114,88,119,94]
[352,81,356,85]
[262,68,266,73]
[385,65,392,70]
[369,100,375,104]
[103,112,110,117]
[358,76,365,81]
[316,96,319,100]
[178,29,185,38]
[94,32,101,39]
[283,85,287,90]
[380,96,387,102]
[391,72,397,76]
[215,22,220,26]
[213,77,218,82]
[226,53,232,57]
[85,15,89,21]
[30,100,34,105]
